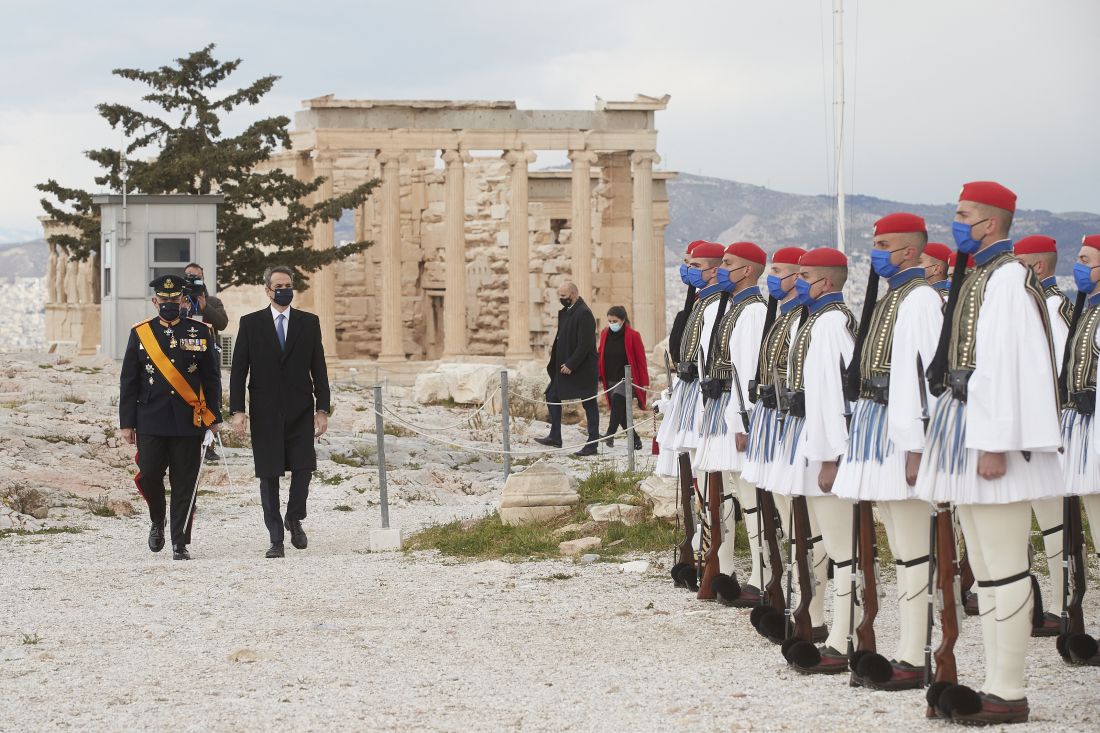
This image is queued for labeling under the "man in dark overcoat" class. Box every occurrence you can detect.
[535,281,601,456]
[229,265,331,558]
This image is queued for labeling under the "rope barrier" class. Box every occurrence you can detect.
[379,404,657,457]
[384,395,499,433]
[506,378,627,406]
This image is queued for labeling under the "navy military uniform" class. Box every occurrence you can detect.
[119,275,222,558]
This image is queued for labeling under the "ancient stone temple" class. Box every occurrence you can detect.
[217,93,674,364]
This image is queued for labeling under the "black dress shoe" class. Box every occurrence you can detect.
[534,436,563,448]
[573,444,598,457]
[603,432,615,448]
[148,523,165,553]
[284,517,308,550]
[633,435,643,451]
[265,542,285,558]
[204,449,221,463]
[172,544,190,560]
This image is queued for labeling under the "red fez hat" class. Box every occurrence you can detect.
[800,248,848,268]
[1083,235,1100,251]
[686,240,708,254]
[924,243,951,263]
[725,241,767,266]
[874,212,926,235]
[772,246,807,265]
[947,252,976,267]
[692,241,726,259]
[1014,235,1057,255]
[959,181,1017,213]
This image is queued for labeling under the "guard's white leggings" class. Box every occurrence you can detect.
[808,495,857,652]
[1032,498,1064,616]
[956,502,1033,701]
[878,500,934,667]
[772,493,829,628]
[716,471,764,589]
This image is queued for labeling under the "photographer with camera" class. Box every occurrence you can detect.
[184,263,229,463]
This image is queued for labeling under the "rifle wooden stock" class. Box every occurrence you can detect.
[855,501,878,654]
[1063,496,1086,637]
[958,548,975,596]
[676,453,696,569]
[758,488,785,611]
[697,471,724,600]
[790,496,815,641]
[932,505,959,686]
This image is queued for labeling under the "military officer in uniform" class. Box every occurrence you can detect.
[120,275,223,560]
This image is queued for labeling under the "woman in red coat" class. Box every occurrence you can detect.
[597,306,650,450]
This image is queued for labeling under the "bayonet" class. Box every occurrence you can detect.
[840,356,853,430]
[916,353,930,433]
[730,362,751,433]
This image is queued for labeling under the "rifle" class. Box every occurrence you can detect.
[788,496,815,641]
[757,487,786,612]
[697,471,725,600]
[854,501,878,655]
[1060,495,1086,651]
[672,452,698,591]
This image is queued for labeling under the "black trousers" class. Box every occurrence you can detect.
[137,433,203,546]
[259,471,311,543]
[546,378,600,444]
[605,393,642,444]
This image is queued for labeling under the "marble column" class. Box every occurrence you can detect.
[504,149,536,360]
[568,149,598,300]
[377,151,405,362]
[441,149,471,358]
[631,151,660,347]
[311,154,338,354]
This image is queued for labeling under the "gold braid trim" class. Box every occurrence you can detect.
[789,301,857,391]
[757,306,805,387]
[709,294,766,379]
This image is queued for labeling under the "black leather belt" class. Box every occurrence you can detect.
[1070,389,1096,416]
[701,378,732,401]
[948,369,973,402]
[677,362,699,383]
[860,375,890,405]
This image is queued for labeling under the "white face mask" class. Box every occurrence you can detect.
[609,322,623,333]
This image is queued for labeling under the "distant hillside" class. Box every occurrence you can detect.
[0,239,47,281]
[665,174,1100,276]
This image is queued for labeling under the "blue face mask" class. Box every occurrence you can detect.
[870,248,902,278]
[679,263,690,285]
[609,322,623,333]
[1074,263,1097,295]
[686,266,710,290]
[715,266,742,293]
[766,274,790,299]
[794,277,816,306]
[952,219,988,255]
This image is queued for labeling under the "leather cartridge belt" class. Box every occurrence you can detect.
[701,378,732,401]
[1070,389,1096,416]
[860,375,890,406]
[677,362,699,383]
[948,369,973,403]
[756,384,778,410]
[789,390,807,418]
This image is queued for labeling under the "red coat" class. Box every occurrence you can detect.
[597,324,649,409]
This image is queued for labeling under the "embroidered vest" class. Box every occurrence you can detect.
[680,290,725,366]
[858,277,929,398]
[1044,283,1073,329]
[710,294,766,380]
[1067,305,1100,394]
[789,301,857,391]
[757,305,805,386]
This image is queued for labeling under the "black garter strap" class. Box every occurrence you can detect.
[895,554,931,568]
[1041,524,1064,537]
[976,570,1031,588]
[742,507,759,515]
[833,558,854,569]
[808,534,822,544]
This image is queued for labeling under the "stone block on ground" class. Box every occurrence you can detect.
[559,536,601,556]
[620,560,650,573]
[500,505,573,525]
[587,503,646,526]
[413,372,449,404]
[638,474,678,519]
[499,464,579,526]
[438,362,503,404]
[369,527,404,552]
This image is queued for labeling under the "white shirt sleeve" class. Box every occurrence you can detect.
[1046,295,1069,374]
[802,310,855,462]
[886,286,943,452]
[966,263,1061,452]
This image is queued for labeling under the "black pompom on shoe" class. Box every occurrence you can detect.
[855,652,893,684]
[847,648,871,674]
[780,636,802,660]
[712,573,741,607]
[1067,632,1100,664]
[786,640,821,667]
[939,684,982,718]
[749,604,773,629]
[758,609,786,643]
[925,681,955,719]
[671,563,689,588]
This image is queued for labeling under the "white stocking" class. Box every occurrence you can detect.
[808,495,856,652]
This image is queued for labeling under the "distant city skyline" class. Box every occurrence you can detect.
[1,0,1098,241]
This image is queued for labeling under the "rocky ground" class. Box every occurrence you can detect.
[1,352,1099,732]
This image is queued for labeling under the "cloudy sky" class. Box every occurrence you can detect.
[1,0,1097,242]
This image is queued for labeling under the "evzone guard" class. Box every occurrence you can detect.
[693,242,768,606]
[916,181,1062,724]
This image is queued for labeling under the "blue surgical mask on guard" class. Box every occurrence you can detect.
[679,263,690,285]
[794,278,816,306]
[870,248,902,278]
[1074,263,1097,295]
[952,219,988,255]
[686,266,709,290]
[715,266,742,293]
[767,274,789,299]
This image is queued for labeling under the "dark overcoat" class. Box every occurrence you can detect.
[546,298,599,401]
[229,307,331,478]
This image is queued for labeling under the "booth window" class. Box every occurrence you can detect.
[150,235,194,281]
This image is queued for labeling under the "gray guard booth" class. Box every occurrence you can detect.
[93,194,223,360]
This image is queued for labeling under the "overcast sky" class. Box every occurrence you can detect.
[1,0,1097,242]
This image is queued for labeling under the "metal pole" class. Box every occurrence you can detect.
[501,369,511,479]
[374,383,390,529]
[624,365,635,474]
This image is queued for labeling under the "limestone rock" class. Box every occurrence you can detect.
[438,362,502,404]
[553,521,599,537]
[107,499,137,518]
[499,464,579,526]
[620,560,650,574]
[638,474,678,519]
[559,536,601,556]
[499,505,572,525]
[412,372,449,404]
[579,553,600,564]
[588,503,646,526]
[227,648,260,663]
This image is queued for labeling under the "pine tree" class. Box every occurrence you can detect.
[37,44,375,289]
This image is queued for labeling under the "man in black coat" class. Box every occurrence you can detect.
[119,275,223,560]
[229,265,331,558]
[535,282,601,456]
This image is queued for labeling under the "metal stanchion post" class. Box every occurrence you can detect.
[624,365,635,474]
[369,383,401,551]
[501,368,511,480]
